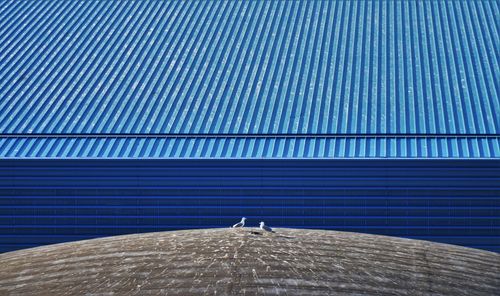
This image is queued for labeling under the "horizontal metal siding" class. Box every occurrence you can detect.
[0,136,499,158]
[0,0,498,135]
[0,159,499,253]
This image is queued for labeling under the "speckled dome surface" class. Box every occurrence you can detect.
[0,228,499,295]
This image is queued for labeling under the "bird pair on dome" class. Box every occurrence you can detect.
[231,217,274,233]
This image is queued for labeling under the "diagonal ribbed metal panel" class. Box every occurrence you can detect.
[0,0,498,136]
[1,159,499,253]
[0,136,499,158]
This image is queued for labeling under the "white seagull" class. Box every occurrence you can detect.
[232,217,246,228]
[259,221,274,233]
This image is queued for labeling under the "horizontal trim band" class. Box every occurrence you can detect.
[1,133,498,139]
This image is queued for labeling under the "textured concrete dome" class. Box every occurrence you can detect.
[0,228,498,295]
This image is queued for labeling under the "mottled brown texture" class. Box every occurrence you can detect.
[0,228,498,295]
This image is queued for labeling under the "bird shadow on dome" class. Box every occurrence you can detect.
[243,229,295,239]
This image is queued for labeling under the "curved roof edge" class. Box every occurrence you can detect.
[1,228,499,295]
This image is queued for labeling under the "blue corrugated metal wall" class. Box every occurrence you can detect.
[1,159,498,253]
[0,0,498,135]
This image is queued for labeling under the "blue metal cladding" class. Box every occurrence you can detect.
[0,0,498,136]
[0,159,499,253]
[0,0,498,256]
[0,136,499,158]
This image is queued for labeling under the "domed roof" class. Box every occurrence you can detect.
[0,228,498,295]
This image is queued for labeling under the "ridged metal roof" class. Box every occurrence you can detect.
[0,0,498,157]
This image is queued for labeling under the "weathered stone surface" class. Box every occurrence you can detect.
[0,228,498,295]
